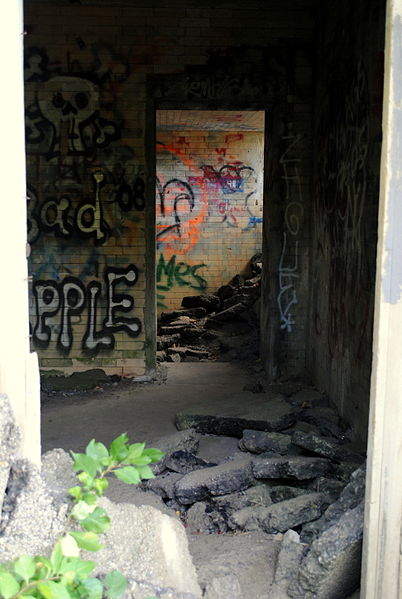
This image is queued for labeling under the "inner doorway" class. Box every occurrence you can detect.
[155,110,265,314]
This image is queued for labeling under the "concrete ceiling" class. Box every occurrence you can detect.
[156,110,265,132]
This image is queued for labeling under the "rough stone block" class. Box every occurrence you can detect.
[146,471,183,499]
[174,457,254,504]
[268,530,307,597]
[270,485,313,504]
[230,492,330,534]
[210,302,247,323]
[289,503,364,599]
[186,501,227,534]
[152,428,200,475]
[213,483,272,514]
[157,333,181,350]
[240,430,292,454]
[92,497,202,599]
[164,450,216,474]
[252,456,332,480]
[182,294,221,313]
[292,431,364,462]
[176,397,300,438]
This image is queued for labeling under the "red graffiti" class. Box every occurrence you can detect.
[224,133,244,145]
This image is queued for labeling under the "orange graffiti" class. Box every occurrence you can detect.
[156,143,208,257]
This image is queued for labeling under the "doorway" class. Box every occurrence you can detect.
[155,110,265,313]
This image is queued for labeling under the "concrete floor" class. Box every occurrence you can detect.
[41,361,253,454]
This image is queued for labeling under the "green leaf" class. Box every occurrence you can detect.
[81,508,110,534]
[34,556,52,578]
[71,500,96,521]
[81,492,97,505]
[79,578,103,599]
[68,486,82,501]
[13,555,36,582]
[142,448,165,464]
[60,535,80,558]
[135,465,155,480]
[85,440,109,462]
[103,571,127,599]
[93,479,108,496]
[77,472,94,490]
[0,572,20,599]
[126,442,145,462]
[114,466,141,485]
[69,532,102,553]
[59,558,95,579]
[109,434,129,461]
[71,453,98,478]
[126,455,151,466]
[50,542,64,572]
[38,581,71,599]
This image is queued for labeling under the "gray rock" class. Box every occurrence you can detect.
[176,397,300,438]
[175,457,254,504]
[164,450,216,474]
[308,477,346,501]
[197,435,243,464]
[152,429,201,474]
[160,308,207,321]
[186,501,227,534]
[213,484,272,514]
[157,334,181,350]
[333,461,364,482]
[289,503,364,599]
[210,302,247,323]
[270,485,313,504]
[168,352,182,362]
[268,530,307,597]
[252,456,332,480]
[90,496,202,598]
[292,431,364,462]
[182,294,221,313]
[240,430,292,454]
[230,493,330,534]
[301,464,366,543]
[0,459,68,559]
[41,448,75,504]
[146,472,183,499]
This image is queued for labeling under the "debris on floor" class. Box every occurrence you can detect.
[157,254,262,365]
[142,386,366,599]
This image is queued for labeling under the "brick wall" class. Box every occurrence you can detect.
[24,0,314,377]
[156,128,263,311]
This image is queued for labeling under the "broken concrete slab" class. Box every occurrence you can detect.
[182,293,221,313]
[41,448,76,504]
[240,429,292,454]
[157,333,181,349]
[288,502,364,599]
[164,450,216,474]
[186,501,227,534]
[270,485,314,504]
[176,396,300,437]
[197,434,243,464]
[213,483,272,514]
[160,307,207,321]
[152,428,200,475]
[292,430,364,462]
[299,406,346,438]
[92,496,202,599]
[174,456,254,504]
[0,459,68,560]
[210,302,247,323]
[252,455,332,480]
[230,492,330,534]
[146,471,183,499]
[268,530,307,598]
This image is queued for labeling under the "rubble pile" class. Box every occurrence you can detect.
[157,254,262,364]
[144,387,366,599]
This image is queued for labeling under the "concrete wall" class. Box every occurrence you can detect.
[306,0,385,445]
[24,0,314,378]
[156,128,263,311]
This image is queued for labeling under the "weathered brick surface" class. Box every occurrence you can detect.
[24,0,314,376]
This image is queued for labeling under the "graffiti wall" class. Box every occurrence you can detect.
[156,129,264,310]
[25,45,146,376]
[307,0,384,444]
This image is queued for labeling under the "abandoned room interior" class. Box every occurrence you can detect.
[0,0,401,598]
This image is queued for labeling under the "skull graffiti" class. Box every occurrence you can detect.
[37,76,99,155]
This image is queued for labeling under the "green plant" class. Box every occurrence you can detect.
[0,434,164,599]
